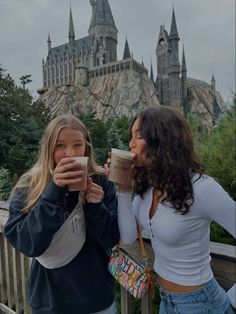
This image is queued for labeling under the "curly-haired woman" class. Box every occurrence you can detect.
[116,106,235,313]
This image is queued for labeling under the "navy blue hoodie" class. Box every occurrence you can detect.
[4,175,119,314]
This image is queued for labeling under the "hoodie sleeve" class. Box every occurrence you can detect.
[83,175,120,249]
[4,181,67,257]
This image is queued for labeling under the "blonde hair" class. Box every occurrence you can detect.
[14,114,103,212]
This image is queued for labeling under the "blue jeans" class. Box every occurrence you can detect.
[90,301,116,314]
[158,277,234,314]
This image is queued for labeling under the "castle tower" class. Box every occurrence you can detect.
[168,8,181,108]
[75,59,89,87]
[155,25,170,105]
[211,74,216,92]
[181,47,188,114]
[88,0,118,66]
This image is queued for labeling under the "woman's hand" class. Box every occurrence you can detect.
[53,157,84,188]
[104,151,133,192]
[85,177,104,203]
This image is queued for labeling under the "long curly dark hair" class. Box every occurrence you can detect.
[131,106,204,214]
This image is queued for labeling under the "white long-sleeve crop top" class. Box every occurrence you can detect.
[118,175,235,293]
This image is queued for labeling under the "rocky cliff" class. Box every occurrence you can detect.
[186,78,225,128]
[37,68,160,120]
[37,68,225,129]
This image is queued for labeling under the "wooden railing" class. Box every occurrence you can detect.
[0,202,235,314]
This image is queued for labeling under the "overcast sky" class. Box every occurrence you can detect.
[0,0,235,102]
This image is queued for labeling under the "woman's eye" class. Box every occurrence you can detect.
[74,143,83,148]
[137,133,143,139]
[55,143,65,148]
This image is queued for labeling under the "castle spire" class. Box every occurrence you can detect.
[89,0,117,30]
[47,32,51,51]
[123,37,131,59]
[170,8,178,37]
[68,5,75,44]
[169,7,180,65]
[211,73,216,91]
[150,61,154,81]
[181,46,187,76]
[181,46,188,111]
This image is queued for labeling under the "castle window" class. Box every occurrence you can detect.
[103,53,106,64]
[159,38,165,45]
[125,62,130,69]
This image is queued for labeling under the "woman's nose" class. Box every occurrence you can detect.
[65,147,76,157]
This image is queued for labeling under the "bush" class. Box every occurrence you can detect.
[0,167,12,200]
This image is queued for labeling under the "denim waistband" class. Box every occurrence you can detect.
[157,277,233,313]
[158,277,219,303]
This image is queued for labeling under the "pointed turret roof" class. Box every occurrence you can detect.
[47,32,52,51]
[181,47,187,73]
[68,5,75,42]
[123,37,131,59]
[170,8,178,37]
[150,61,154,81]
[89,0,116,29]
[47,32,51,43]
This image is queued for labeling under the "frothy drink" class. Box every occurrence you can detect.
[108,149,134,185]
[68,156,88,191]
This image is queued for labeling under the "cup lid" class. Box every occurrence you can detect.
[111,148,135,158]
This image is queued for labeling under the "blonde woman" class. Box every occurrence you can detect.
[4,114,119,314]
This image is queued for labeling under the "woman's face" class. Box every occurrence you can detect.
[129,118,148,167]
[53,128,86,165]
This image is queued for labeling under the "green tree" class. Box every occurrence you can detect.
[107,122,126,150]
[79,113,131,165]
[0,66,50,178]
[187,97,235,245]
[79,111,110,164]
[198,98,236,199]
[0,167,12,200]
[113,115,131,150]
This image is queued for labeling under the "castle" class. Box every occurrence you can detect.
[40,0,224,127]
[42,0,118,88]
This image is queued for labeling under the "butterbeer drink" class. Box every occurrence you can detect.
[108,149,134,185]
